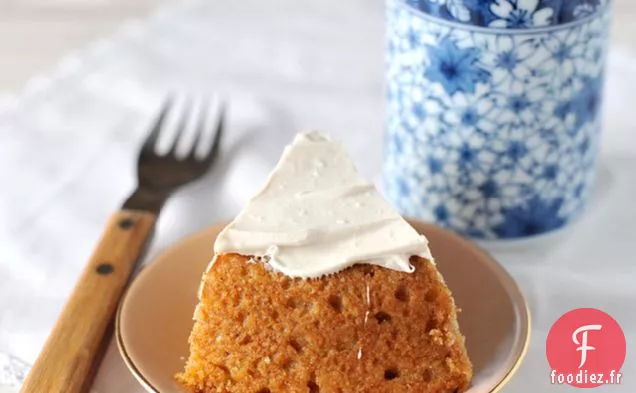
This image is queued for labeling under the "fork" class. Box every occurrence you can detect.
[20,97,224,393]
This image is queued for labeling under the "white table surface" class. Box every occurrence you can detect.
[0,1,635,392]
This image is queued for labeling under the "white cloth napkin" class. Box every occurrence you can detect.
[0,0,634,392]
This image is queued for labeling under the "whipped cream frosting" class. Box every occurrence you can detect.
[213,131,433,278]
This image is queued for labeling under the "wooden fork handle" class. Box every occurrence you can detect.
[21,210,157,393]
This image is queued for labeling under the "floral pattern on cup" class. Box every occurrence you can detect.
[405,0,609,28]
[384,0,610,239]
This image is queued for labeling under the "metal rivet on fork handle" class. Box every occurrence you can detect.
[96,263,114,275]
[118,218,135,229]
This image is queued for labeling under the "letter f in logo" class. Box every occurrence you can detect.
[573,324,602,368]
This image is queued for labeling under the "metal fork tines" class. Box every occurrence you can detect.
[123,95,224,213]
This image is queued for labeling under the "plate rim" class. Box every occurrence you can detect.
[116,276,162,393]
[116,220,532,393]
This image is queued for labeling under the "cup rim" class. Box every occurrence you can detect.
[390,0,611,36]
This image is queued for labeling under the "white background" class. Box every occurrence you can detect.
[1,0,635,94]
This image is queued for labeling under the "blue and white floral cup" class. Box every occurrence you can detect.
[384,0,611,239]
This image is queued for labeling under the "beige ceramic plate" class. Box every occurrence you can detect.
[117,220,530,392]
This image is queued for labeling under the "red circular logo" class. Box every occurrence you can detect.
[546,308,626,388]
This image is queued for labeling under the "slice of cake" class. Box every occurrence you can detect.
[177,132,472,392]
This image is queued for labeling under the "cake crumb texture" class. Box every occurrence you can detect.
[176,254,472,392]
